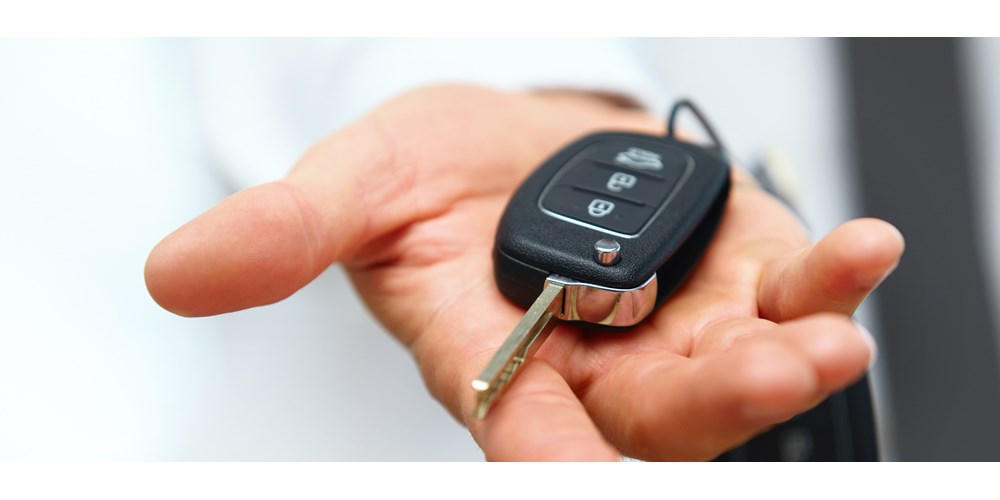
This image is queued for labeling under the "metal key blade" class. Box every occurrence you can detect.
[472,281,565,419]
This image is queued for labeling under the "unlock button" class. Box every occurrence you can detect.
[606,172,637,193]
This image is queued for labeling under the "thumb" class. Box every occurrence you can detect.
[757,217,905,322]
[144,120,413,317]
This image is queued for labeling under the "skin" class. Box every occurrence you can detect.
[145,85,905,461]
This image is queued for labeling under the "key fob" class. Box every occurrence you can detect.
[493,131,731,328]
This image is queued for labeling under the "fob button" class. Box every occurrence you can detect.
[588,199,615,217]
[606,172,637,192]
[577,140,692,180]
[614,147,663,171]
[541,185,655,234]
[562,161,683,206]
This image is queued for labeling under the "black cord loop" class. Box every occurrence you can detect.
[666,99,727,154]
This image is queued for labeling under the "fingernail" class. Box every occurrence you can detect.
[852,319,879,370]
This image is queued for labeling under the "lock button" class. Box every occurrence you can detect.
[540,184,655,235]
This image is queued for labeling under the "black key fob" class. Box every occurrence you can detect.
[493,131,731,328]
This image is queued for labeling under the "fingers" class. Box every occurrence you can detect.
[145,120,416,316]
[471,361,621,461]
[580,314,872,461]
[757,218,905,322]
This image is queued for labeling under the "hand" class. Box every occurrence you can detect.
[145,85,904,461]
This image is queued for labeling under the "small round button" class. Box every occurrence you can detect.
[594,239,621,266]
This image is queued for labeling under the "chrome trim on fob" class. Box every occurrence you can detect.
[546,273,658,327]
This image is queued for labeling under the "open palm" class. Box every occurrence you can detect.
[146,85,903,461]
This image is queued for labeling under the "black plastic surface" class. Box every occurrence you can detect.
[494,132,731,312]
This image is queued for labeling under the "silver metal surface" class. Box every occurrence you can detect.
[594,238,621,265]
[472,282,565,420]
[547,273,657,327]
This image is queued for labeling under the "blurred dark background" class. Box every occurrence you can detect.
[843,38,1000,460]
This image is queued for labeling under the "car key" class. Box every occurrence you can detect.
[472,101,732,418]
